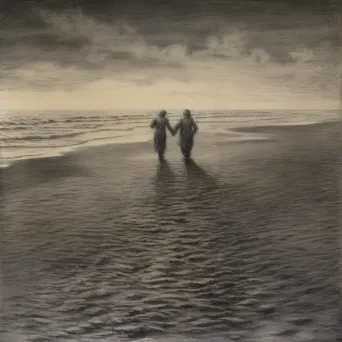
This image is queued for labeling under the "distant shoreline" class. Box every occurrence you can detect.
[2,108,340,113]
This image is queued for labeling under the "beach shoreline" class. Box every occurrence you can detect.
[1,119,340,342]
[0,119,339,171]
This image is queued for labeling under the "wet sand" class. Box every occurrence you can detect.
[0,121,341,342]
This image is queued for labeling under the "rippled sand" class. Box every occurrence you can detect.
[0,122,340,342]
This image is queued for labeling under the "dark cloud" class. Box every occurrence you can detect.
[1,0,340,20]
[1,0,339,38]
[0,0,339,92]
[54,0,340,15]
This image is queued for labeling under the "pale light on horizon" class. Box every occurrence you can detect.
[3,87,339,112]
[2,71,340,112]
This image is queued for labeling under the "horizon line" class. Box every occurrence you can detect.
[2,108,340,112]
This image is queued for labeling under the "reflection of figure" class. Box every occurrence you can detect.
[155,160,174,194]
[154,159,177,216]
[173,109,198,160]
[184,158,217,191]
[150,110,174,161]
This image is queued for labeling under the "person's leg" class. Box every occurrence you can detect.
[154,135,159,154]
[187,147,192,160]
[181,137,193,160]
[158,135,166,160]
[181,146,190,160]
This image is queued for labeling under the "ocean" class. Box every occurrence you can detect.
[0,109,338,168]
[0,109,341,342]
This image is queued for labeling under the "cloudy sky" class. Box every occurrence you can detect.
[0,0,340,110]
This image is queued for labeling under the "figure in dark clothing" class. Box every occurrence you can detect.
[173,109,198,160]
[150,110,174,160]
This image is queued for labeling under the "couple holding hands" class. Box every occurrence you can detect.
[150,109,198,161]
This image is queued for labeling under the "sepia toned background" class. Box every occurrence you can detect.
[0,0,340,111]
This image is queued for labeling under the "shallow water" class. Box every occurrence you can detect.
[0,109,338,167]
[0,123,340,342]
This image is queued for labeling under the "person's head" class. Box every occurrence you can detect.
[183,109,191,118]
[158,110,167,118]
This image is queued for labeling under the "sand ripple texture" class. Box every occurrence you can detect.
[0,124,341,342]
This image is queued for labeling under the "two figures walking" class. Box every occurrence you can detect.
[150,109,198,161]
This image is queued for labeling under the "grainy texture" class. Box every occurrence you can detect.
[1,121,340,342]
